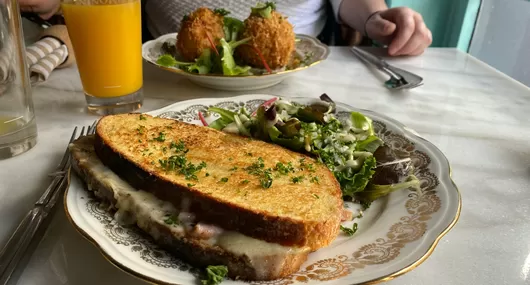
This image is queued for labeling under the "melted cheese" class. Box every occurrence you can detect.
[71,141,309,279]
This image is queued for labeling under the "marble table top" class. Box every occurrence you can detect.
[1,47,529,285]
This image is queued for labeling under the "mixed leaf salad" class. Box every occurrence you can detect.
[157,35,254,76]
[201,94,420,204]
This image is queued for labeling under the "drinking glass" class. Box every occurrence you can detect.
[0,0,38,159]
[61,0,143,115]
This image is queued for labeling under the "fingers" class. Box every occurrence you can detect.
[382,8,416,56]
[394,15,432,56]
[376,7,433,56]
[409,28,432,56]
[368,14,396,38]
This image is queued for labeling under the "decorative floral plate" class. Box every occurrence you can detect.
[64,94,461,285]
[142,33,330,91]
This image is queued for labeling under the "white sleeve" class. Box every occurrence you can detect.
[329,0,344,23]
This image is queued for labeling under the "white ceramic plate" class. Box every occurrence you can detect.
[65,94,461,285]
[142,33,330,91]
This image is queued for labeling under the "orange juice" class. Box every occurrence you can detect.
[62,1,142,98]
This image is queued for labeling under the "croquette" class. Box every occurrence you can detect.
[237,11,295,70]
[176,7,225,62]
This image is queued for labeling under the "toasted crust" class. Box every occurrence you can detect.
[94,114,343,250]
[70,136,309,281]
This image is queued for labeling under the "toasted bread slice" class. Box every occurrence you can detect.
[94,114,343,250]
[70,135,310,281]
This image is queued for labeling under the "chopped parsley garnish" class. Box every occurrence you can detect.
[312,193,320,199]
[229,166,238,171]
[246,152,253,156]
[170,140,186,152]
[241,179,250,184]
[275,162,294,175]
[228,157,233,161]
[182,14,189,22]
[340,223,358,236]
[245,158,273,188]
[164,215,179,225]
[205,172,210,177]
[260,169,273,188]
[158,142,206,180]
[187,183,195,187]
[291,175,305,183]
[245,157,265,175]
[299,158,315,172]
[310,176,320,184]
[154,132,166,142]
[219,177,228,183]
[139,114,147,120]
[136,125,146,134]
[213,8,230,16]
[138,139,142,143]
[201,265,228,285]
[162,147,167,152]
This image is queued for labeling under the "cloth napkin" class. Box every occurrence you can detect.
[27,36,69,83]
[0,25,75,86]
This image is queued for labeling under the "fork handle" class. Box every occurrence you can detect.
[0,208,44,284]
[351,47,403,80]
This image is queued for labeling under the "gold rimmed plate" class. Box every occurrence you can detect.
[64,94,461,285]
[141,34,330,91]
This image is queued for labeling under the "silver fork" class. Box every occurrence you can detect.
[350,46,423,90]
[0,121,97,285]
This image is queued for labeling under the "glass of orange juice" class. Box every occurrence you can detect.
[61,0,143,115]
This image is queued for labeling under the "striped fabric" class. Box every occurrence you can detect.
[0,36,68,86]
[29,44,68,83]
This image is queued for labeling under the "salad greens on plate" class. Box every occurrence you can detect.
[202,94,420,204]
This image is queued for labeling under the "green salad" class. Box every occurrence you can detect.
[201,94,420,204]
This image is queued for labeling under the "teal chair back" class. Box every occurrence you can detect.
[386,0,482,51]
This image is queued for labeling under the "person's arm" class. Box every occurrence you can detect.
[334,0,432,56]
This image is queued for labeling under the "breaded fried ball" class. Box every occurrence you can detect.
[177,7,224,61]
[237,11,295,70]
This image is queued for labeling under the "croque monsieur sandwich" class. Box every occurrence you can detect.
[69,114,344,281]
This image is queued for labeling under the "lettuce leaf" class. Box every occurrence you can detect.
[268,126,304,150]
[223,17,244,42]
[187,49,212,74]
[208,106,237,123]
[250,2,276,18]
[156,54,193,68]
[350,111,374,135]
[356,135,384,153]
[356,174,421,203]
[218,38,251,75]
[339,156,377,198]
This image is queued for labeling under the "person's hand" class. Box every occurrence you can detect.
[17,0,60,20]
[365,7,432,56]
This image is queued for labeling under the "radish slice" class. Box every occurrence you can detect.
[251,97,278,116]
[206,33,219,56]
[198,111,208,126]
